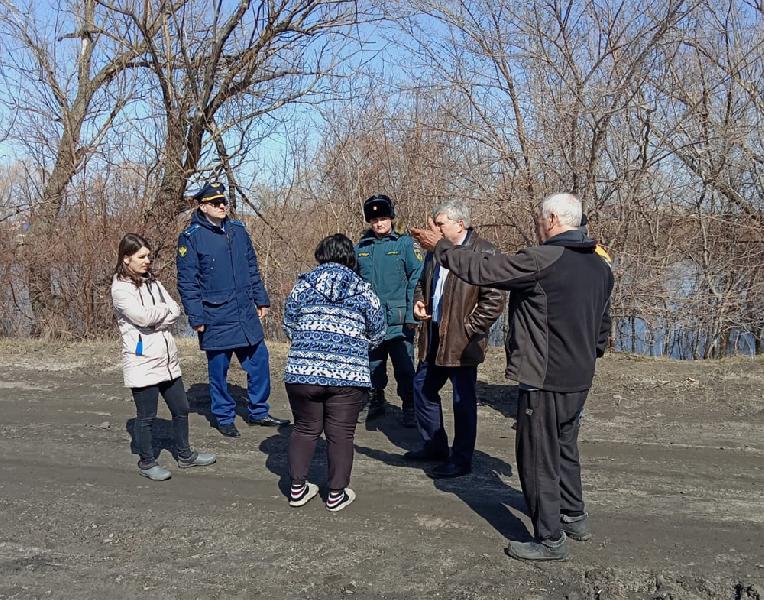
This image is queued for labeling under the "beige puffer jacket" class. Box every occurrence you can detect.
[111,275,182,388]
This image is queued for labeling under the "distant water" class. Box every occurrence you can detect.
[1,274,757,358]
[613,316,756,358]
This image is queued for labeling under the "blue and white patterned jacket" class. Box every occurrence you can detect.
[283,263,386,387]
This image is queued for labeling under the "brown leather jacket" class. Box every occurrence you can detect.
[415,230,506,367]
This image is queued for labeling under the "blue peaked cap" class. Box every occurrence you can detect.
[193,181,227,203]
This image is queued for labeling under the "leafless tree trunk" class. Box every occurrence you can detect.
[0,0,179,333]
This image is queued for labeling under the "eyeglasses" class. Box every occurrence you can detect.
[201,199,227,208]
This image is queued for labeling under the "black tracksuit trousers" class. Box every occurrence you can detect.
[516,388,588,541]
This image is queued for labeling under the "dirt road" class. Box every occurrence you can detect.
[0,340,762,599]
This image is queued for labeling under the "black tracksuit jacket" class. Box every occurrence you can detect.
[434,229,614,392]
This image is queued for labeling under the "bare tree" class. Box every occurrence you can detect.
[0,0,183,333]
[104,0,370,234]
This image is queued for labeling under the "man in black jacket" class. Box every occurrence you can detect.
[427,193,613,562]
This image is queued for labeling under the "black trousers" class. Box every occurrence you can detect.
[286,384,365,490]
[368,329,416,401]
[516,388,588,541]
[131,377,193,469]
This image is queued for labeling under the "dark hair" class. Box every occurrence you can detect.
[115,233,152,286]
[314,233,357,271]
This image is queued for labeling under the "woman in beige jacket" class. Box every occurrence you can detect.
[112,233,215,481]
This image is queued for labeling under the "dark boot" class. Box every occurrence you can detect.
[505,533,569,562]
[401,394,416,428]
[561,512,591,541]
[366,389,386,421]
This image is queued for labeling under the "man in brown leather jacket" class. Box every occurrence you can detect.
[407,200,506,478]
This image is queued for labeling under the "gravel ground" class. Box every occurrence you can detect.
[0,339,762,600]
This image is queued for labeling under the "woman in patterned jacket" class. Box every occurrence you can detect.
[282,234,385,511]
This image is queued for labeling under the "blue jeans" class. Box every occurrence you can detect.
[206,341,271,425]
[413,355,478,468]
[368,329,415,398]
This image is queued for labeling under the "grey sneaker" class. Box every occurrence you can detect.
[505,533,569,562]
[139,465,171,481]
[561,512,591,541]
[177,452,216,469]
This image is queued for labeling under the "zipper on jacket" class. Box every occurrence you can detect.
[226,227,243,325]
[147,281,174,381]
[163,335,173,381]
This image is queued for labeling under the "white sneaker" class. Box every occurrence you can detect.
[289,482,319,507]
[139,465,171,481]
[326,488,356,512]
[177,452,216,468]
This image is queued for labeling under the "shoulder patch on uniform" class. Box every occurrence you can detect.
[414,245,423,261]
[183,224,200,237]
[178,245,188,257]
[595,245,613,266]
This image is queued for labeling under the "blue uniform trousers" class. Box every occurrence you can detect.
[206,341,271,425]
[369,329,415,398]
[413,326,478,468]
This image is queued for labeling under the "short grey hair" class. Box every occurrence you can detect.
[432,199,471,228]
[538,193,582,228]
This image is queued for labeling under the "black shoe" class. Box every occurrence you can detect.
[403,447,449,461]
[217,423,240,437]
[245,414,290,427]
[505,534,569,562]
[366,403,386,420]
[561,513,592,541]
[429,461,471,479]
[365,389,386,421]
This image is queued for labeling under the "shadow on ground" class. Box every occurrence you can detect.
[125,417,180,462]
[476,381,519,420]
[355,384,531,542]
[186,382,253,427]
[259,429,329,499]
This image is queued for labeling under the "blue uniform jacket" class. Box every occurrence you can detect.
[355,229,423,340]
[176,210,270,351]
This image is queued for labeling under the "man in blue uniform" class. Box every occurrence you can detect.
[177,181,289,437]
[355,194,424,426]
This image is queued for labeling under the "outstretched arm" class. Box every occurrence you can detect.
[434,240,550,290]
